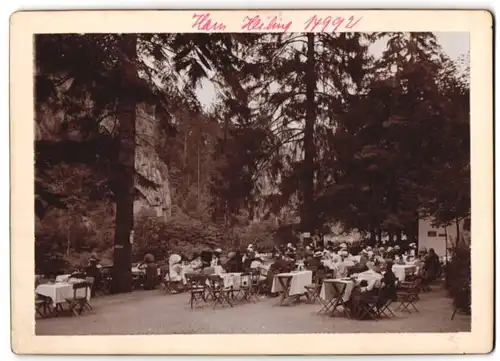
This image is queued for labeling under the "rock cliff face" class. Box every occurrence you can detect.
[35,81,172,221]
[133,104,172,221]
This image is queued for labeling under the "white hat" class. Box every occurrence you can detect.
[215,248,222,253]
[379,247,385,251]
[394,245,400,250]
[366,246,372,251]
[313,251,322,258]
[306,246,311,250]
[409,243,416,249]
[340,243,347,249]
[287,243,293,248]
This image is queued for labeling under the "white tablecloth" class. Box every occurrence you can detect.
[355,270,383,290]
[36,283,91,306]
[320,279,355,302]
[342,259,355,267]
[271,270,312,296]
[55,274,71,283]
[392,264,417,282]
[221,273,245,290]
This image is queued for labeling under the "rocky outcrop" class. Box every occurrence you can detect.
[35,80,172,221]
[133,104,172,221]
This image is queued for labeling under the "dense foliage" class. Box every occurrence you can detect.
[445,245,471,315]
[35,32,470,293]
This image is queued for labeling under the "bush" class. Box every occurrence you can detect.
[445,244,471,314]
[133,214,279,261]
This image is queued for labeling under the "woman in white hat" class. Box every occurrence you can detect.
[211,248,223,267]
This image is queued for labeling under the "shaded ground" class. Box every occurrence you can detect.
[36,285,470,335]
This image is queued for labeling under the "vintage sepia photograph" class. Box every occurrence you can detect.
[31,30,474,337]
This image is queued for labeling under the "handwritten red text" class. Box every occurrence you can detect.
[242,15,292,32]
[192,13,227,31]
[304,15,363,32]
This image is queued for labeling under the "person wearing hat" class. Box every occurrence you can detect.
[210,248,222,267]
[305,251,324,270]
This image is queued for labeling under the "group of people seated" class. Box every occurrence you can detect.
[165,244,271,293]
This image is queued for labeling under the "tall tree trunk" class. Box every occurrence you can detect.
[301,32,316,233]
[111,34,138,294]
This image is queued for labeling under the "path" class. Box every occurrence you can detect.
[36,286,470,335]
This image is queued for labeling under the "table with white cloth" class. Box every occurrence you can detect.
[36,281,91,307]
[392,264,417,282]
[55,274,71,283]
[321,260,338,278]
[220,272,246,291]
[271,270,312,305]
[355,271,383,289]
[320,278,355,303]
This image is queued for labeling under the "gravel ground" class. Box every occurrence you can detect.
[36,285,470,335]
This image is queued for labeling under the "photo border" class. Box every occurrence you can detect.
[10,9,494,355]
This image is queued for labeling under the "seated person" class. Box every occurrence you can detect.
[266,255,294,296]
[250,257,269,283]
[304,246,314,258]
[242,250,255,270]
[211,248,223,267]
[200,250,213,269]
[348,254,369,275]
[168,254,185,292]
[189,253,203,271]
[305,251,324,271]
[223,251,241,273]
[377,260,398,307]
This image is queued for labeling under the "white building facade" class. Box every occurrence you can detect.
[418,217,471,258]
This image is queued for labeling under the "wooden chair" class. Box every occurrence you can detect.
[249,269,262,301]
[185,273,206,309]
[376,290,396,318]
[317,280,336,315]
[65,282,91,316]
[159,270,174,293]
[206,274,233,309]
[35,293,52,318]
[394,281,420,314]
[328,281,351,318]
[238,272,252,302]
[304,269,326,304]
[355,291,380,320]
